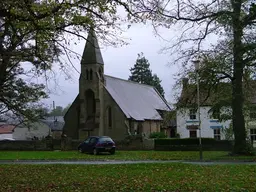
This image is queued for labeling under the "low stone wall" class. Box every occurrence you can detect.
[0,138,155,151]
[61,137,155,151]
[0,140,52,151]
[114,138,154,151]
[142,139,155,150]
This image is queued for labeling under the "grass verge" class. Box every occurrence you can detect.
[0,163,255,191]
[0,151,255,161]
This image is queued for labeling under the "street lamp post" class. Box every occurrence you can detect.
[193,59,203,161]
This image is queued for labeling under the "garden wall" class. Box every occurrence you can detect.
[0,138,155,151]
[0,140,53,151]
[154,138,232,151]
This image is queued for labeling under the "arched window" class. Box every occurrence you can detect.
[85,89,96,116]
[90,69,93,80]
[107,107,112,128]
[86,69,89,80]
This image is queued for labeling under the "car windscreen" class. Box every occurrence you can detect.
[99,137,113,142]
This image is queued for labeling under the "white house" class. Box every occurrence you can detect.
[176,78,256,142]
[176,107,231,140]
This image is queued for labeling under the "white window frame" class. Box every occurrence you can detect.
[250,128,256,141]
[189,109,196,120]
[214,128,221,140]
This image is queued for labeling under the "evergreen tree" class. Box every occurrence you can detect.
[129,53,165,98]
[128,53,153,84]
[152,74,165,98]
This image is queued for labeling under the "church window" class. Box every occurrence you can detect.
[99,68,102,78]
[85,89,96,116]
[86,69,89,80]
[108,107,112,128]
[90,69,93,80]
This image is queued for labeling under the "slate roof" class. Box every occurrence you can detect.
[41,116,64,131]
[104,75,171,121]
[81,28,104,65]
[0,124,15,134]
[177,78,256,108]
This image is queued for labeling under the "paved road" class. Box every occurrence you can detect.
[0,160,256,165]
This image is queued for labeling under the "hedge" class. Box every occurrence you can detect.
[155,138,230,145]
[154,138,232,151]
[149,132,167,139]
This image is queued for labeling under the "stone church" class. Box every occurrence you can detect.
[63,29,171,141]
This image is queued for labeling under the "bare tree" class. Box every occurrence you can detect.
[131,0,256,154]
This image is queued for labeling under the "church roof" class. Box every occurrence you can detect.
[104,75,171,121]
[81,28,104,65]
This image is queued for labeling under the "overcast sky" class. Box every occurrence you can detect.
[43,23,181,109]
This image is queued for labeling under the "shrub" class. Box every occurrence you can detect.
[149,132,167,139]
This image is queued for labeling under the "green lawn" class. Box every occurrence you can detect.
[0,150,256,161]
[0,163,255,191]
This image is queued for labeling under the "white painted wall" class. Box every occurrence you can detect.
[0,133,13,140]
[176,107,231,139]
[13,122,50,140]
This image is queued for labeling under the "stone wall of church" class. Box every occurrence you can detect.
[63,96,80,139]
[103,88,128,141]
[142,120,161,137]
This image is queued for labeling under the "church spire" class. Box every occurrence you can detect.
[81,28,104,65]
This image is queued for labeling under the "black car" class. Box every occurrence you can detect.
[78,136,116,155]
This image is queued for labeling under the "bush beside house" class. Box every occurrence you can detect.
[149,132,167,139]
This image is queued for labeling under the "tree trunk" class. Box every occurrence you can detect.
[231,0,247,154]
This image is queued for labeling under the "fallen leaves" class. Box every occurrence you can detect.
[0,163,255,191]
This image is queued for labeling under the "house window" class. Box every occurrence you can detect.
[214,129,221,140]
[250,129,256,141]
[108,107,112,128]
[189,109,196,120]
[189,130,197,138]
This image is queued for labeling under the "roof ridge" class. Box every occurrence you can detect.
[104,74,155,88]
[152,87,172,110]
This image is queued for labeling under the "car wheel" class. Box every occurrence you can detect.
[110,149,115,155]
[93,148,99,155]
[78,148,83,153]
